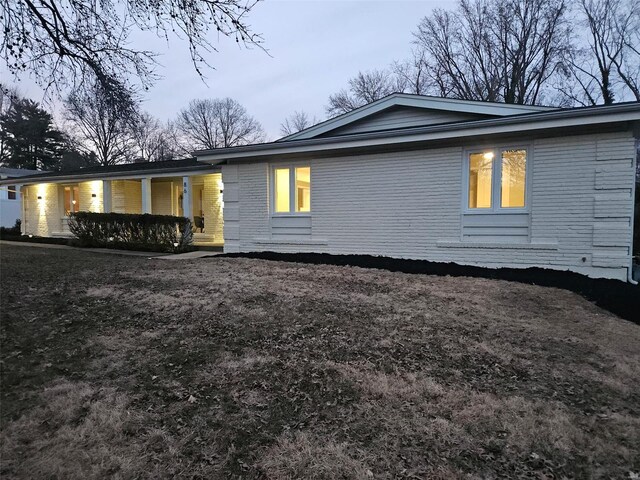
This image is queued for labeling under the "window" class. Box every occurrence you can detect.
[64,186,80,215]
[468,153,493,209]
[274,168,290,213]
[467,148,527,211]
[295,167,311,212]
[501,149,526,208]
[273,166,311,214]
[7,185,16,200]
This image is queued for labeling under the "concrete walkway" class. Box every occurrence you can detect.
[0,240,168,257]
[1,240,221,260]
[152,250,220,260]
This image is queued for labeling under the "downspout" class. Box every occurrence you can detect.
[628,135,638,284]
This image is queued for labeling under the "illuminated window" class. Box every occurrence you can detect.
[468,152,494,209]
[273,166,311,214]
[467,148,527,211]
[274,168,290,213]
[64,186,80,215]
[295,167,311,212]
[501,149,526,208]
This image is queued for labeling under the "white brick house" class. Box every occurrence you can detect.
[194,94,640,282]
[0,159,224,246]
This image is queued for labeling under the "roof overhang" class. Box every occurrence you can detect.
[278,93,557,141]
[0,164,220,186]
[195,102,640,164]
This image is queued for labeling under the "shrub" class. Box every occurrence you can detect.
[68,212,194,253]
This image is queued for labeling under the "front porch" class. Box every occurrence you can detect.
[21,171,224,247]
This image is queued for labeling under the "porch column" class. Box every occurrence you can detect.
[102,180,112,213]
[182,176,192,220]
[16,184,24,234]
[141,177,152,214]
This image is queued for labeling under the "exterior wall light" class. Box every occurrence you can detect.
[37,196,42,200]
[91,193,97,197]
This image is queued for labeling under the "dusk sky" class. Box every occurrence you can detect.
[2,0,445,140]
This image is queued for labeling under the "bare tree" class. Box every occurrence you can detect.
[131,112,178,162]
[176,98,265,150]
[606,0,640,101]
[391,49,430,95]
[560,0,640,105]
[1,0,263,110]
[64,83,137,166]
[326,69,400,117]
[414,0,570,105]
[280,111,318,136]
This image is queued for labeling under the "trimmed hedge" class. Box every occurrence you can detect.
[68,212,194,253]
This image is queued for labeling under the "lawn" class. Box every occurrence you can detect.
[1,244,639,479]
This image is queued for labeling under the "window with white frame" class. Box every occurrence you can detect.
[273,166,311,214]
[467,148,527,211]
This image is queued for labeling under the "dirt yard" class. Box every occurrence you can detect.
[1,243,639,479]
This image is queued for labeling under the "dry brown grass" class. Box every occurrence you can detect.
[1,244,639,479]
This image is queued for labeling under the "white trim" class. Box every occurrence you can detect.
[436,240,558,250]
[4,168,219,187]
[462,145,531,214]
[269,163,312,216]
[252,237,328,245]
[197,108,640,164]
[281,93,555,141]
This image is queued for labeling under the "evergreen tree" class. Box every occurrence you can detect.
[0,98,66,170]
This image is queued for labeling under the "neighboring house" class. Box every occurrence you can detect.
[193,94,640,282]
[0,167,43,228]
[0,159,223,246]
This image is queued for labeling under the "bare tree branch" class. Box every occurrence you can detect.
[176,98,265,150]
[1,0,264,109]
[280,111,318,136]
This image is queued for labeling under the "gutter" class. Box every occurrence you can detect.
[630,137,639,285]
[194,102,640,162]
[0,165,220,186]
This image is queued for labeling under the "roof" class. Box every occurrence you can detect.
[279,93,558,142]
[195,101,640,163]
[0,167,46,178]
[0,158,219,185]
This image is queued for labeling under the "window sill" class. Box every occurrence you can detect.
[463,209,530,215]
[271,214,312,218]
[436,240,558,250]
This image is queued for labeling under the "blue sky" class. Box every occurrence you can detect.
[3,0,446,139]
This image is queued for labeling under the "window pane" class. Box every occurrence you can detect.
[295,167,311,212]
[72,186,80,212]
[64,187,72,215]
[501,149,526,208]
[468,152,493,208]
[7,185,16,200]
[274,168,290,213]
[64,186,80,215]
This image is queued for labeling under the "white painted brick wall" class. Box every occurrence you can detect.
[223,129,636,281]
[22,184,61,237]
